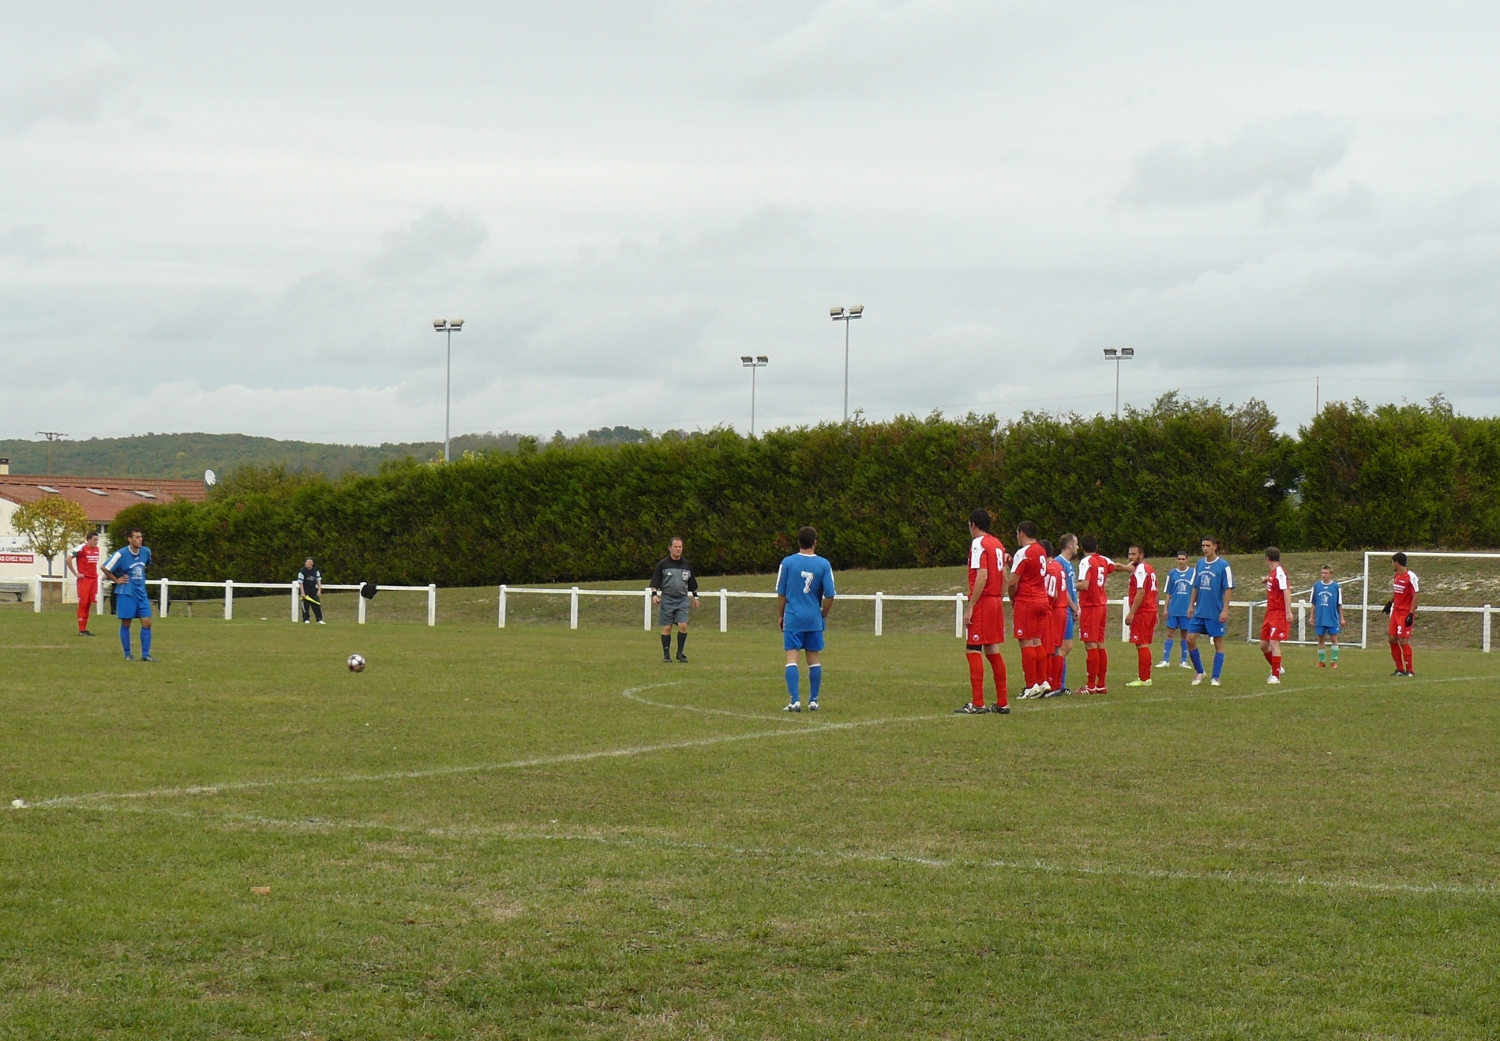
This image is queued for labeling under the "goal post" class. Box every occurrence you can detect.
[1361,550,1500,649]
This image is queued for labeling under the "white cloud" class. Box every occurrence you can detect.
[0,39,128,134]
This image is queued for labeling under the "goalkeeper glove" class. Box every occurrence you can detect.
[1381,600,1393,615]
[1405,613,1415,627]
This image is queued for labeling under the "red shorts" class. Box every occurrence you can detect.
[1013,600,1051,641]
[1078,604,1108,643]
[965,595,1006,645]
[1260,613,1289,642]
[1388,615,1413,640]
[1128,611,1158,646]
[1043,607,1067,654]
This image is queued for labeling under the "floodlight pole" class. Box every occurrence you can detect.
[433,320,464,461]
[831,306,864,422]
[741,355,768,435]
[1102,348,1134,418]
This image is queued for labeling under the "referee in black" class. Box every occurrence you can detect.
[650,537,699,662]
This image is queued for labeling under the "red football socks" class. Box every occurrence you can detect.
[986,653,1008,707]
[1097,648,1108,688]
[967,651,986,706]
[1272,655,1282,676]
[1403,645,1414,673]
[1137,645,1151,681]
[1391,643,1404,669]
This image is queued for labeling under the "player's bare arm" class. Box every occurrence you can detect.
[966,566,988,624]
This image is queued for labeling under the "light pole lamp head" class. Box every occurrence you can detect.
[741,355,754,366]
[1120,346,1134,359]
[830,306,845,319]
[756,355,768,364]
[434,319,447,330]
[848,304,864,317]
[450,319,464,330]
[1102,348,1118,359]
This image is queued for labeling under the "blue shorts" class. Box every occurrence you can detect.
[1062,611,1075,641]
[116,594,153,620]
[1315,625,1341,637]
[1186,616,1226,638]
[784,629,826,652]
[1166,614,1191,632]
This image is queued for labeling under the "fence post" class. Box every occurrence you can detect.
[1246,602,1254,642]
[358,591,367,625]
[32,575,42,613]
[1297,602,1305,644]
[96,576,105,615]
[160,578,169,618]
[498,584,507,628]
[570,587,579,630]
[1121,597,1128,642]
[427,584,437,626]
[875,591,884,636]
[954,594,964,638]
[719,589,728,633]
[291,581,299,623]
[225,579,234,621]
[1485,605,1492,653]
[644,587,652,631]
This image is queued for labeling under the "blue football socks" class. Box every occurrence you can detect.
[808,663,821,702]
[1162,638,1173,662]
[141,627,153,658]
[1181,642,1190,663]
[785,664,800,704]
[119,623,132,657]
[1212,652,1225,680]
[1189,648,1204,674]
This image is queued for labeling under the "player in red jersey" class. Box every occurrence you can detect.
[1387,552,1420,676]
[1123,544,1158,687]
[1041,541,1068,696]
[1075,534,1118,693]
[1008,520,1052,697]
[957,508,1010,715]
[66,531,101,636]
[1259,547,1290,684]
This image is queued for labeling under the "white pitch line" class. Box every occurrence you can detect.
[16,673,1496,810]
[106,804,1500,899]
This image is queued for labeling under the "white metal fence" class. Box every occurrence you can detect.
[13,573,1494,652]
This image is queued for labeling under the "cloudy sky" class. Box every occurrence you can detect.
[4,2,1498,444]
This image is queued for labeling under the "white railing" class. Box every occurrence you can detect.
[14,575,1493,652]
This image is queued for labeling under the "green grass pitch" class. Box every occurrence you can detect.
[2,590,1498,1038]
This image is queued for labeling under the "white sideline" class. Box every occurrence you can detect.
[103,805,1500,899]
[17,673,1494,811]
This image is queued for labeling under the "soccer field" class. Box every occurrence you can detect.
[2,608,1498,1038]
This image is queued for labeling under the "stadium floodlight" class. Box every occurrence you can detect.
[433,319,465,462]
[742,354,769,436]
[1102,347,1135,418]
[831,305,864,422]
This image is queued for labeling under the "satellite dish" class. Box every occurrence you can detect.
[204,469,217,487]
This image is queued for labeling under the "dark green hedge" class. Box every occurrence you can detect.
[111,396,1491,584]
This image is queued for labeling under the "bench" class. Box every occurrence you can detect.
[0,581,30,603]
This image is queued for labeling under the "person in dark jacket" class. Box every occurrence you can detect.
[650,537,699,662]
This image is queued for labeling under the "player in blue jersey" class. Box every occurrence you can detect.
[1052,533,1080,694]
[1158,550,1196,669]
[102,527,157,662]
[1311,564,1345,669]
[1185,535,1233,686]
[775,526,836,712]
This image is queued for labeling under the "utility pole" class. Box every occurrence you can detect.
[431,319,465,461]
[1101,348,1135,418]
[36,431,68,474]
[830,305,864,422]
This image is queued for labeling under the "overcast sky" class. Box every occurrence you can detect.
[4,2,1499,444]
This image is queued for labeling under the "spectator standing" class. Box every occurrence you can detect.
[298,558,324,624]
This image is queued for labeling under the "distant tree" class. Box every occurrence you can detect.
[13,497,93,576]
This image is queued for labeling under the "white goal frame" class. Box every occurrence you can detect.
[1360,551,1500,650]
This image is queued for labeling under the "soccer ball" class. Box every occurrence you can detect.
[347,654,366,673]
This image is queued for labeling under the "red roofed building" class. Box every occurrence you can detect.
[0,458,208,584]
